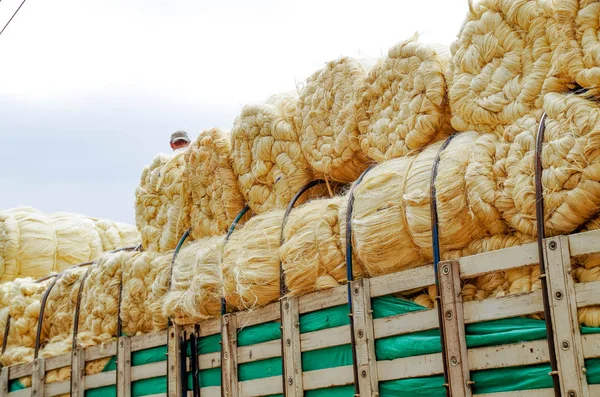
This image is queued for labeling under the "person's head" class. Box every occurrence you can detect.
[170,131,190,150]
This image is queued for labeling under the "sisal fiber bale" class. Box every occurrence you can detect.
[280,197,362,296]
[0,277,51,367]
[344,131,506,277]
[121,250,173,336]
[499,92,600,237]
[135,152,188,252]
[448,0,573,135]
[231,94,327,214]
[221,210,285,310]
[183,128,247,240]
[357,35,453,163]
[163,236,224,325]
[92,219,141,250]
[295,57,371,182]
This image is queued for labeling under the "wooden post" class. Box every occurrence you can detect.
[350,279,378,397]
[167,325,183,397]
[543,235,589,397]
[31,357,45,397]
[438,260,472,397]
[70,347,85,397]
[117,336,132,397]
[281,296,302,396]
[221,314,239,397]
[1,367,8,396]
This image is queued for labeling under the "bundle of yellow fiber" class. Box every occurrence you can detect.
[280,197,361,296]
[344,131,507,277]
[163,236,224,324]
[295,57,371,182]
[221,210,284,310]
[120,250,172,336]
[0,277,51,367]
[356,35,453,163]
[231,94,327,214]
[183,128,247,240]
[500,93,600,237]
[92,219,141,250]
[135,151,187,252]
[448,0,575,135]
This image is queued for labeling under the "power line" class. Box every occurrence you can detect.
[0,0,29,38]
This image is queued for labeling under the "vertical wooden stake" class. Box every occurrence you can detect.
[221,314,239,397]
[1,367,9,396]
[168,325,183,397]
[281,296,302,396]
[438,260,472,397]
[70,347,85,397]
[31,357,45,397]
[544,236,589,397]
[351,279,379,397]
[117,336,132,397]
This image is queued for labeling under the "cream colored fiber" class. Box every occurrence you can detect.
[163,236,224,325]
[231,94,326,214]
[295,57,371,182]
[135,152,188,252]
[183,128,248,240]
[357,35,453,163]
[221,210,284,310]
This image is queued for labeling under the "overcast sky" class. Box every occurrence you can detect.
[0,0,468,224]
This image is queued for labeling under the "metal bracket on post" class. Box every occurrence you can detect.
[32,357,45,397]
[281,296,302,396]
[168,324,183,397]
[543,236,589,397]
[117,336,132,397]
[438,260,472,397]
[350,278,378,397]
[70,347,85,397]
[221,314,238,397]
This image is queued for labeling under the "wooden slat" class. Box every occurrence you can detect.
[438,260,472,396]
[468,340,549,370]
[31,358,44,397]
[45,380,69,396]
[575,280,600,307]
[9,362,33,380]
[1,367,9,396]
[464,290,544,324]
[130,361,166,381]
[238,339,280,364]
[198,352,221,369]
[281,296,303,395]
[568,228,600,257]
[351,279,378,396]
[238,375,282,397]
[459,241,538,278]
[167,325,182,397]
[44,354,70,372]
[298,284,347,314]
[582,333,600,358]
[301,325,351,352]
[130,330,166,352]
[84,370,115,390]
[221,314,239,397]
[478,389,554,397]
[374,309,438,339]
[7,389,31,397]
[377,353,443,381]
[369,265,435,298]
[70,347,85,397]
[198,318,221,337]
[302,365,354,391]
[86,340,117,361]
[198,386,220,397]
[235,302,279,328]
[117,336,131,397]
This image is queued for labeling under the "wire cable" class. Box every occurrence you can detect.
[0,0,28,38]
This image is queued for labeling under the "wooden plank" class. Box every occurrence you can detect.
[582,333,600,358]
[84,370,115,390]
[238,375,282,397]
[568,228,600,257]
[86,340,117,361]
[298,285,347,314]
[198,386,220,397]
[198,352,221,369]
[302,365,354,391]
[301,325,350,352]
[369,265,435,298]
[477,389,554,397]
[237,339,280,364]
[464,290,544,324]
[438,260,472,396]
[130,361,166,381]
[468,340,549,370]
[70,347,85,397]
[575,280,600,308]
[235,302,279,328]
[117,336,131,397]
[7,389,31,397]
[374,309,438,339]
[221,314,239,397]
[31,358,45,397]
[44,354,71,372]
[1,367,9,396]
[45,380,69,396]
[199,319,221,337]
[281,296,303,396]
[167,325,182,397]
[459,242,538,278]
[377,353,444,381]
[9,362,33,380]
[351,279,378,396]
[544,235,588,396]
[130,330,166,352]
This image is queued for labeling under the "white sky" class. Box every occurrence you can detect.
[0,0,468,224]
